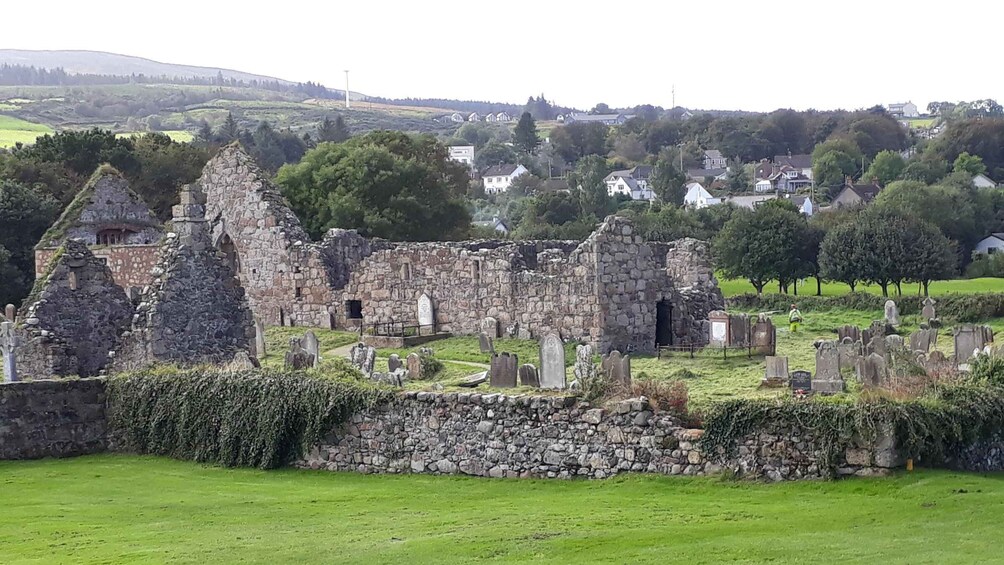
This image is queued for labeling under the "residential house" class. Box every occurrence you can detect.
[448,145,476,169]
[831,181,882,208]
[789,195,815,217]
[482,164,528,194]
[468,112,481,122]
[484,113,498,123]
[773,154,813,180]
[604,166,654,200]
[496,112,513,123]
[473,216,511,235]
[449,112,464,123]
[541,178,570,193]
[721,194,777,210]
[703,150,727,170]
[563,112,635,126]
[973,173,997,189]
[975,233,1004,255]
[684,182,719,209]
[753,158,812,193]
[887,102,920,118]
[687,168,728,183]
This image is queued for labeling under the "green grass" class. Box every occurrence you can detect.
[115,130,194,143]
[383,336,577,367]
[906,117,937,129]
[1,455,1002,564]
[0,114,53,147]
[719,276,1004,298]
[260,327,359,368]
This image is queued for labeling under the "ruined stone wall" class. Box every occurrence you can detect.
[36,244,160,293]
[201,145,336,328]
[661,238,725,347]
[0,378,108,460]
[18,241,134,378]
[297,392,898,480]
[62,175,163,246]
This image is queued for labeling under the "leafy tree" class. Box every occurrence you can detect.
[569,155,613,219]
[650,159,687,205]
[513,112,540,155]
[712,201,809,295]
[316,115,350,143]
[129,133,209,220]
[18,128,139,177]
[813,151,854,191]
[513,192,595,240]
[819,220,863,291]
[902,158,949,184]
[0,180,59,305]
[276,131,470,241]
[609,132,647,163]
[591,103,612,114]
[549,122,609,163]
[864,150,906,186]
[475,141,518,170]
[953,151,987,176]
[725,159,750,193]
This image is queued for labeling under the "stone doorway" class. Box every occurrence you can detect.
[656,300,673,347]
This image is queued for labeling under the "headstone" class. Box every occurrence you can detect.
[459,371,488,388]
[481,317,499,338]
[728,313,750,347]
[254,320,266,359]
[884,300,900,327]
[909,329,936,353]
[517,327,532,341]
[708,310,729,346]
[751,315,776,355]
[867,332,887,359]
[837,325,861,343]
[601,350,632,386]
[3,304,15,323]
[478,332,495,354]
[812,340,844,393]
[300,330,320,367]
[921,297,937,321]
[406,352,422,380]
[388,354,403,373]
[227,351,258,371]
[417,293,434,328]
[866,320,887,343]
[1,321,19,383]
[954,324,993,363]
[284,338,313,370]
[789,369,812,392]
[885,334,905,351]
[518,364,540,387]
[837,338,862,371]
[538,333,566,390]
[490,352,518,388]
[762,356,789,387]
[855,353,887,387]
[928,350,948,366]
[572,344,598,391]
[361,346,376,376]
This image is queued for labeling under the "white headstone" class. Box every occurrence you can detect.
[538,333,566,390]
[884,300,900,327]
[301,330,320,367]
[418,293,434,327]
[1,321,19,383]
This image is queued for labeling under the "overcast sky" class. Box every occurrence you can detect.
[5,0,1000,112]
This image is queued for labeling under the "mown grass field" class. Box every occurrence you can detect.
[0,114,52,147]
[2,455,1002,564]
[719,276,1004,298]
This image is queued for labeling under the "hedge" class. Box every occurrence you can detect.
[727,292,1004,322]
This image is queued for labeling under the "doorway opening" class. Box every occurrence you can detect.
[656,300,673,347]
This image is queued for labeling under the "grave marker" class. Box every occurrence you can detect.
[708,310,729,346]
[518,364,540,387]
[4,304,15,323]
[284,338,313,370]
[481,317,499,338]
[406,353,422,380]
[855,353,887,387]
[478,332,495,354]
[954,324,993,363]
[1,321,19,382]
[418,293,434,328]
[789,369,812,392]
[539,333,566,390]
[884,300,900,327]
[388,354,403,373]
[254,319,266,359]
[601,350,632,386]
[922,297,937,321]
[763,356,789,387]
[490,352,518,388]
[812,340,844,393]
[301,330,320,367]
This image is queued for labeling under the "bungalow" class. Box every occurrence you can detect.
[484,113,497,123]
[973,173,997,189]
[887,102,920,118]
[564,113,635,126]
[684,182,719,209]
[831,182,882,208]
[468,112,481,122]
[604,166,654,201]
[496,112,513,123]
[703,150,727,170]
[482,164,528,195]
[449,112,464,123]
[975,233,1004,255]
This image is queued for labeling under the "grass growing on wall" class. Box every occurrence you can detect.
[2,455,1003,564]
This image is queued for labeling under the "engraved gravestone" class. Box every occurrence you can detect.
[388,354,403,373]
[812,340,844,393]
[954,325,993,362]
[790,369,812,392]
[708,310,729,346]
[490,352,518,388]
[406,352,422,380]
[284,338,313,370]
[601,350,632,386]
[572,344,597,391]
[539,333,566,390]
[254,319,266,359]
[922,297,937,321]
[4,304,15,323]
[884,300,900,327]
[478,332,494,354]
[361,346,376,376]
[837,325,861,343]
[856,352,887,387]
[752,316,776,355]
[481,317,499,338]
[518,364,540,387]
[909,329,936,353]
[837,337,862,371]
[417,293,434,328]
[1,321,19,383]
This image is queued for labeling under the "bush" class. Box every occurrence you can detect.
[107,366,393,469]
[418,351,443,380]
[965,254,1004,278]
[728,292,1004,322]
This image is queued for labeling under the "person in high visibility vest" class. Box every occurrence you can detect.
[788,304,803,332]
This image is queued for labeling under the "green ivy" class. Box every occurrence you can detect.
[107,366,394,469]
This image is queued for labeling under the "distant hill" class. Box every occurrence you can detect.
[0,49,297,86]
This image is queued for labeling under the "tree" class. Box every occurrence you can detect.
[725,159,750,193]
[129,133,209,220]
[953,151,987,176]
[570,155,613,220]
[475,141,518,170]
[813,151,854,191]
[18,128,139,177]
[819,220,863,292]
[712,201,809,295]
[276,131,471,241]
[549,122,609,163]
[591,103,611,114]
[317,115,350,143]
[513,112,540,155]
[220,112,241,143]
[650,158,687,205]
[0,180,59,305]
[864,150,906,186]
[902,158,948,184]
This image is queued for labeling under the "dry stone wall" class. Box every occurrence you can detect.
[0,378,108,459]
[37,245,160,293]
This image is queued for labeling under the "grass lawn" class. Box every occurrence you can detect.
[719,276,1004,298]
[0,114,52,147]
[260,327,359,368]
[1,455,1002,564]
[115,130,194,143]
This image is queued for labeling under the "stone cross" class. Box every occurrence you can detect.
[1,321,19,383]
[884,300,900,327]
[300,330,320,367]
[921,297,937,322]
[538,333,566,390]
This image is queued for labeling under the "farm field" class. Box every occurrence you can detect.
[718,276,1004,298]
[2,455,1002,564]
[0,114,52,147]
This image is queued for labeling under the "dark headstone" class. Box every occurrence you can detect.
[790,370,812,392]
[518,364,540,387]
[490,352,518,388]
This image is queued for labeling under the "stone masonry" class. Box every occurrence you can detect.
[0,378,108,459]
[17,240,133,378]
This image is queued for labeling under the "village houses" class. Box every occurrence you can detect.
[604,166,654,201]
[482,164,528,194]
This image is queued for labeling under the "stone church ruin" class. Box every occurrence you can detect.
[23,144,723,376]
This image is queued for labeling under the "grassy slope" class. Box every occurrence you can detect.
[0,114,53,147]
[719,276,1004,298]
[1,455,1002,564]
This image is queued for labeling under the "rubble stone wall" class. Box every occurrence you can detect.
[0,378,108,460]
[37,245,160,293]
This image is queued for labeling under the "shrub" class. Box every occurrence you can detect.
[418,352,443,380]
[728,292,1004,322]
[965,254,1004,278]
[107,366,393,469]
[632,378,689,417]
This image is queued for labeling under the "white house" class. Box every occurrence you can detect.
[468,112,481,122]
[975,233,1004,255]
[484,113,498,123]
[684,182,719,209]
[754,178,773,193]
[482,164,528,194]
[604,166,654,201]
[790,195,814,217]
[887,102,920,118]
[496,112,513,123]
[564,113,635,126]
[448,145,476,169]
[703,150,727,170]
[973,173,997,188]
